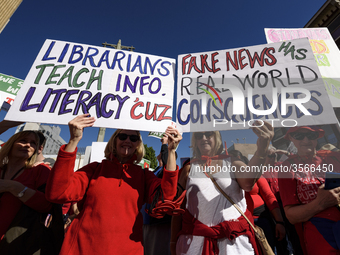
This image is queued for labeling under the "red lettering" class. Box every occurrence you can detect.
[5,97,14,104]
[265,47,277,66]
[187,56,201,74]
[182,54,191,75]
[130,98,143,119]
[200,54,213,73]
[145,102,157,120]
[238,49,248,70]
[211,52,220,73]
[157,104,172,121]
[245,48,267,68]
[226,51,239,71]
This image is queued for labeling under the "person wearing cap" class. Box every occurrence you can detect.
[279,126,340,255]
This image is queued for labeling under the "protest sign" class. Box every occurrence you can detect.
[90,142,106,163]
[138,158,151,169]
[5,39,175,132]
[177,38,337,132]
[265,28,340,107]
[148,131,164,139]
[148,121,179,139]
[0,73,23,107]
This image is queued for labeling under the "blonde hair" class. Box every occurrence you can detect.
[192,131,223,158]
[0,131,40,168]
[104,129,144,164]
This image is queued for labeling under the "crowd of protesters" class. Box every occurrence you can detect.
[0,116,340,255]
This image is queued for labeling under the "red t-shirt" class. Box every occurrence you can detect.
[279,151,340,221]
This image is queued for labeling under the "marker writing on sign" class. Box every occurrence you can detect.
[20,87,129,118]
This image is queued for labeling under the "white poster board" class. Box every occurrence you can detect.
[0,73,23,106]
[265,28,340,107]
[90,142,107,163]
[5,39,176,132]
[177,38,337,132]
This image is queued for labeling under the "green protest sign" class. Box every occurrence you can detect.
[0,73,23,106]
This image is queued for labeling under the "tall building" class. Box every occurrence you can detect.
[305,0,340,48]
[0,0,22,33]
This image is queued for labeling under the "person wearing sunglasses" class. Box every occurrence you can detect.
[170,121,274,255]
[46,114,182,255]
[278,126,340,255]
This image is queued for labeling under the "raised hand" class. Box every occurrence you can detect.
[65,114,96,152]
[161,133,168,145]
[252,120,274,156]
[164,126,182,152]
[164,126,182,171]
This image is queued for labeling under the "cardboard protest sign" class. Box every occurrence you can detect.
[265,28,340,107]
[148,131,164,139]
[148,121,179,139]
[0,73,23,106]
[90,142,106,163]
[177,38,337,132]
[138,158,151,169]
[5,39,175,132]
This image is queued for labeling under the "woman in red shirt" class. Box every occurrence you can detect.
[279,126,340,254]
[46,114,181,255]
[0,130,53,253]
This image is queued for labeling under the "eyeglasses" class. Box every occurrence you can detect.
[194,131,214,140]
[117,133,140,142]
[291,132,319,140]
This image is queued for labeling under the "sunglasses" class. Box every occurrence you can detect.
[117,133,140,142]
[291,132,319,140]
[194,131,214,140]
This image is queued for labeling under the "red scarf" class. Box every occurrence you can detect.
[191,154,231,167]
[178,209,259,255]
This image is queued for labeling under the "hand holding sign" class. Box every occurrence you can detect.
[65,114,96,152]
[165,126,182,151]
[161,133,168,145]
[164,126,182,171]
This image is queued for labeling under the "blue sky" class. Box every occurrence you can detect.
[0,0,326,165]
